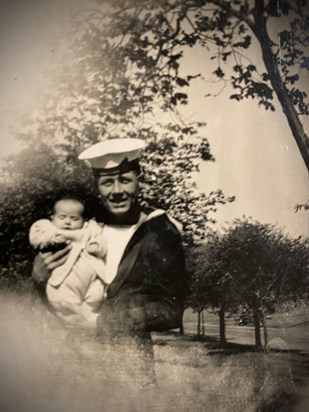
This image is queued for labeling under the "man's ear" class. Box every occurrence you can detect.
[136,167,144,178]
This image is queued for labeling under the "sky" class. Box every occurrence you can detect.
[178,30,309,238]
[0,0,308,238]
[191,85,309,237]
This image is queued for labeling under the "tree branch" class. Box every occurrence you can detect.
[207,0,256,31]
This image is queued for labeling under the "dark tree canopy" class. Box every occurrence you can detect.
[187,217,308,346]
[0,2,236,281]
[77,0,308,168]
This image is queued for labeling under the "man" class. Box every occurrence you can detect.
[32,138,187,339]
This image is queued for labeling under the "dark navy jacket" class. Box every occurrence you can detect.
[97,213,187,336]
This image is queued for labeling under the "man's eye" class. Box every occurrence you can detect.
[120,179,130,184]
[100,181,112,186]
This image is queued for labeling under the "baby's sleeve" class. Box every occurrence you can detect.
[29,219,56,248]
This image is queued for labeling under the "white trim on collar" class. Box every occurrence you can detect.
[138,209,183,233]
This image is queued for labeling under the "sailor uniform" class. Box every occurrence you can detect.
[96,210,187,337]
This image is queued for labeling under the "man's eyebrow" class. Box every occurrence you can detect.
[99,177,114,182]
[119,173,133,178]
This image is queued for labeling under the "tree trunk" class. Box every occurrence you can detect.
[261,311,268,348]
[252,1,309,171]
[179,319,184,335]
[197,310,201,336]
[253,308,262,348]
[219,306,226,344]
[201,310,205,336]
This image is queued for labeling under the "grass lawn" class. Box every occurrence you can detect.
[153,333,309,412]
[0,292,308,412]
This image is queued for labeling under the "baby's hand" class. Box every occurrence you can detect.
[86,241,100,256]
[54,234,67,243]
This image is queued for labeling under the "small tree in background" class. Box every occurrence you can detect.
[222,218,308,347]
[187,218,308,348]
[187,232,242,343]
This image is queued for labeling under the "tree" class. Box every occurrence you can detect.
[1,0,242,284]
[186,246,210,336]
[0,141,99,287]
[187,218,308,348]
[219,218,307,348]
[82,0,308,169]
[187,232,242,343]
[139,133,235,246]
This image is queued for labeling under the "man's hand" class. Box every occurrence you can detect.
[32,243,72,283]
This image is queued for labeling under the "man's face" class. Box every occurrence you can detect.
[97,171,139,216]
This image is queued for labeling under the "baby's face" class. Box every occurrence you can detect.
[51,199,84,230]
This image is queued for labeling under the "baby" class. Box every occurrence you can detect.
[29,195,107,317]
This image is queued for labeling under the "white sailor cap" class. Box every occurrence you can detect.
[78,138,145,177]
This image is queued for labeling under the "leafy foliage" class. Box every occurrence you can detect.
[295,200,309,212]
[187,218,308,326]
[0,2,236,283]
[140,127,235,245]
[46,0,308,133]
[0,142,98,284]
[74,0,308,168]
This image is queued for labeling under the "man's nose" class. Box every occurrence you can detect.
[111,180,123,194]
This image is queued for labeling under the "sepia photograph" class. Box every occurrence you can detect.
[0,0,308,411]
